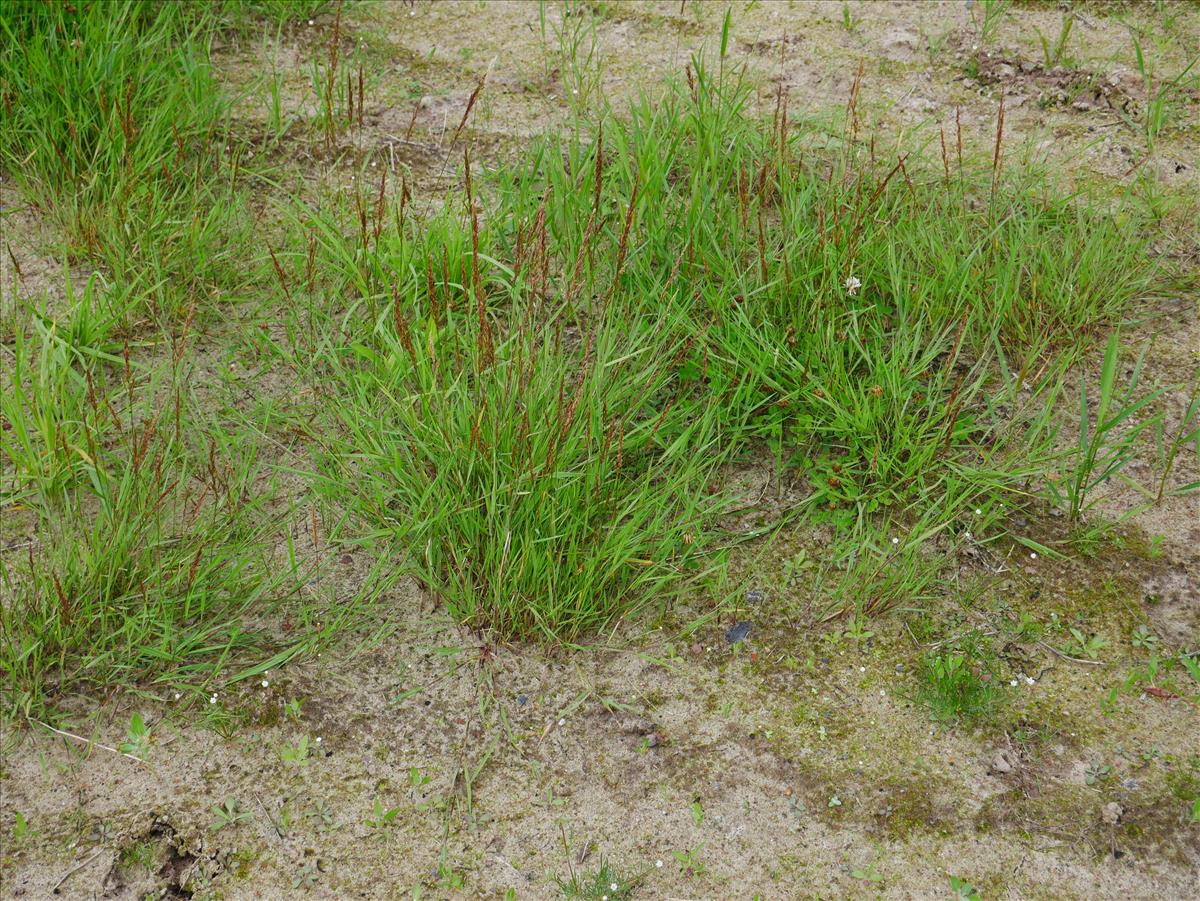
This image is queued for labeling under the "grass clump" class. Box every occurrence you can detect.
[311,207,729,641]
[287,54,1164,638]
[0,0,254,325]
[913,650,1003,724]
[557,855,640,900]
[0,302,291,715]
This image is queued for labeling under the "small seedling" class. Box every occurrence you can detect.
[690,800,704,826]
[308,798,336,833]
[1179,654,1200,687]
[950,875,982,901]
[671,846,706,878]
[1085,763,1113,786]
[284,698,303,720]
[210,798,250,832]
[280,735,311,765]
[851,860,883,883]
[118,713,152,759]
[11,812,29,842]
[845,616,875,645]
[364,799,400,837]
[1131,626,1159,651]
[1069,629,1109,660]
[782,549,813,584]
[840,3,856,32]
[1035,13,1074,68]
[292,861,320,889]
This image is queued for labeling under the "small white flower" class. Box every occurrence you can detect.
[611,884,618,891]
[1025,676,1035,685]
[656,859,663,868]
[844,275,862,296]
[209,695,218,704]
[558,718,566,727]
[173,692,181,700]
[315,736,323,743]
[891,537,899,545]
[261,680,270,688]
[859,666,866,673]
[308,19,314,25]
[1030,552,1037,560]
[964,531,972,539]
[1010,679,1018,687]
[602,896,608,901]
[975,508,982,515]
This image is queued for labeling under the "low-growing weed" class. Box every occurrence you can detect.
[913,651,1002,724]
[556,856,638,900]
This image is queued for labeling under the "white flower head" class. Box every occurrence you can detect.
[656,859,663,868]
[1030,552,1038,560]
[845,275,862,296]
[611,884,618,891]
[261,680,270,688]
[1010,679,1018,687]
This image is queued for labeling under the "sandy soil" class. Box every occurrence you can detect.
[2,2,1198,899]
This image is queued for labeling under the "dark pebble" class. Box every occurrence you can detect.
[726,621,752,644]
[517,694,528,706]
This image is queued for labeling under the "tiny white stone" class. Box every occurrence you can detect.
[656,859,663,868]
[308,19,314,25]
[558,718,566,726]
[173,692,181,700]
[859,666,866,673]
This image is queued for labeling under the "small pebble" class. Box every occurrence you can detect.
[725,621,752,644]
